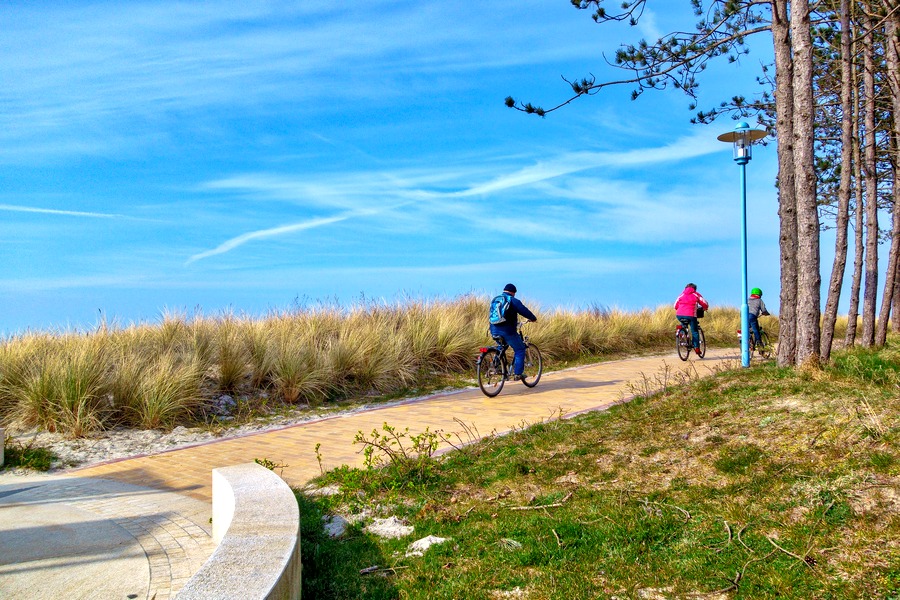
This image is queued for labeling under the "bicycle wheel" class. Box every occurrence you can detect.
[698,327,707,358]
[676,329,690,361]
[477,348,505,397]
[520,343,542,388]
[758,331,772,359]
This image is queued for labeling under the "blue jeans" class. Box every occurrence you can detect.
[677,316,700,349]
[749,314,762,345]
[490,325,527,375]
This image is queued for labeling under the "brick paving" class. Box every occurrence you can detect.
[0,475,215,600]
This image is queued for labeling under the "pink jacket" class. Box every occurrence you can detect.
[674,287,709,317]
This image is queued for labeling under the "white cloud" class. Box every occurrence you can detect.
[0,273,147,293]
[0,204,125,219]
[189,130,731,260]
[454,131,722,198]
[635,8,663,41]
[186,213,355,264]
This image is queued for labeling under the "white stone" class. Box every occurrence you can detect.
[364,516,413,539]
[305,484,342,497]
[405,534,450,557]
[323,515,349,538]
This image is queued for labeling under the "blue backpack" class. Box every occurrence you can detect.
[489,294,511,325]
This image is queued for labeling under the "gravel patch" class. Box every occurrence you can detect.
[1,387,467,477]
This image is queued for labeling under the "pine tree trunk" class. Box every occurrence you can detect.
[791,0,821,366]
[772,0,799,367]
[893,273,900,333]
[879,14,900,344]
[875,175,900,346]
[821,0,855,362]
[860,9,879,346]
[845,118,865,346]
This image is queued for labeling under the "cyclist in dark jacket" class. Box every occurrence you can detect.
[489,283,537,380]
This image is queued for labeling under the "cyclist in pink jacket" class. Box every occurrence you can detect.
[674,283,709,355]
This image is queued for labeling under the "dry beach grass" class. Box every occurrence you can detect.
[0,298,765,468]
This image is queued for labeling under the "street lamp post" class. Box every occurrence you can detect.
[717,122,767,368]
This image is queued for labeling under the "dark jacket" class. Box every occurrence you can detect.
[491,292,537,333]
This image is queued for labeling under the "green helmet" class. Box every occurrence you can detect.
[751,287,762,297]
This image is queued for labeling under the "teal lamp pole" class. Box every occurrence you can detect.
[717,122,767,368]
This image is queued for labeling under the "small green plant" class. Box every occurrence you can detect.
[2,438,56,471]
[870,451,896,472]
[254,457,288,475]
[354,422,442,486]
[315,442,324,475]
[759,415,776,427]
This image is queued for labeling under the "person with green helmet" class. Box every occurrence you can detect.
[748,287,770,347]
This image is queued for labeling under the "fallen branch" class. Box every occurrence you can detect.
[360,564,409,576]
[737,523,754,554]
[708,519,733,553]
[662,501,692,523]
[686,570,741,597]
[577,514,617,525]
[509,491,573,511]
[766,536,815,569]
[686,550,777,597]
[552,529,562,547]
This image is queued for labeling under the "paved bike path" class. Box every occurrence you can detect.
[73,348,738,500]
[0,348,739,599]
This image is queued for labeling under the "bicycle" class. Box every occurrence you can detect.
[676,319,706,361]
[476,322,543,397]
[739,324,772,359]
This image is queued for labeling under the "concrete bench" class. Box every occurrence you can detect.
[177,463,301,599]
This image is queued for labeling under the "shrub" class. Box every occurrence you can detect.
[6,336,111,437]
[128,352,204,429]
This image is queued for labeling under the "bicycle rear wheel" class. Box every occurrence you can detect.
[477,348,505,397]
[758,331,772,359]
[676,329,690,361]
[521,344,542,388]
[698,328,706,358]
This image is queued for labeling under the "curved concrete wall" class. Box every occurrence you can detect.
[177,463,301,599]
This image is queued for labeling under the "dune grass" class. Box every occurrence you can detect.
[0,297,797,438]
[297,336,897,600]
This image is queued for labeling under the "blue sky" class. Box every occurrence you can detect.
[0,1,784,334]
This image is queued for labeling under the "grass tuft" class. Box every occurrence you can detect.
[2,437,56,471]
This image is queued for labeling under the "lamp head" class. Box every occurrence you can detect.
[717,121,767,165]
